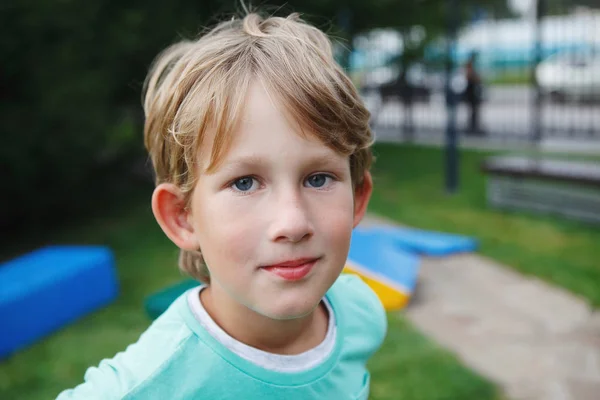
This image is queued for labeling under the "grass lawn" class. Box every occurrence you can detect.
[370,143,600,306]
[486,71,531,86]
[0,185,498,399]
[369,316,497,400]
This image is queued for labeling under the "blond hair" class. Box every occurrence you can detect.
[143,12,373,283]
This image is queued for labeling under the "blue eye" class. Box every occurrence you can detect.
[306,174,331,188]
[232,177,256,192]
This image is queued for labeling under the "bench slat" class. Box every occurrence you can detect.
[481,156,600,188]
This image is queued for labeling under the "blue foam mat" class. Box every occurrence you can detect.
[0,246,119,359]
[348,229,420,292]
[362,226,478,256]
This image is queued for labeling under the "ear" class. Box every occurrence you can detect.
[151,183,198,251]
[353,171,373,228]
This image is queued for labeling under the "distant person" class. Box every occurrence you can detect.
[56,11,386,400]
[464,52,484,135]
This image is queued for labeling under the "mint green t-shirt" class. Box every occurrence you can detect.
[56,274,387,399]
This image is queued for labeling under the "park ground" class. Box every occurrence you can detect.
[2,143,599,399]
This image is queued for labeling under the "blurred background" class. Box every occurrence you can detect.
[1,1,599,399]
[356,0,600,145]
[2,0,599,234]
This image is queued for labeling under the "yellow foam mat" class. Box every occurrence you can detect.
[343,266,410,311]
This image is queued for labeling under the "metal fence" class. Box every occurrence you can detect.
[352,0,600,147]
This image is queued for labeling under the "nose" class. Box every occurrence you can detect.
[268,189,314,243]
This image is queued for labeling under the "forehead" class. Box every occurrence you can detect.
[199,80,345,173]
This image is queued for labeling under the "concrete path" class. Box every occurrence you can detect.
[361,214,600,400]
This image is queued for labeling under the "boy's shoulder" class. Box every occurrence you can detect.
[55,294,200,400]
[327,274,388,349]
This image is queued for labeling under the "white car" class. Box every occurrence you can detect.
[536,52,600,102]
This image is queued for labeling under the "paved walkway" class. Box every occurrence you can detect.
[361,214,600,400]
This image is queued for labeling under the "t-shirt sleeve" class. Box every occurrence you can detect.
[55,357,133,400]
[55,304,193,400]
[337,274,388,351]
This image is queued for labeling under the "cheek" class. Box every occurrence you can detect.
[312,189,355,248]
[193,194,262,266]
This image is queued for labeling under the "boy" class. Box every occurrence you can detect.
[57,12,386,400]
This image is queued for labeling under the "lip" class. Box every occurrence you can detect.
[261,258,319,281]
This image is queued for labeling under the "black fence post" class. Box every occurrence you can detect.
[445,0,459,193]
[404,98,415,143]
[531,0,545,146]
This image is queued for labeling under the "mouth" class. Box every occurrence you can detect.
[260,257,320,281]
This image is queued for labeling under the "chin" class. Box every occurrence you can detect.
[254,295,322,321]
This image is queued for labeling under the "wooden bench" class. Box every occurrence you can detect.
[481,156,600,224]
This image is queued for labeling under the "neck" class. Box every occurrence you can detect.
[199,284,328,355]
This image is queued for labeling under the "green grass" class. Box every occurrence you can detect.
[486,70,531,86]
[369,316,498,400]
[369,143,600,307]
[0,185,499,399]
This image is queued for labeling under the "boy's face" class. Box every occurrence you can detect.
[185,82,370,320]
